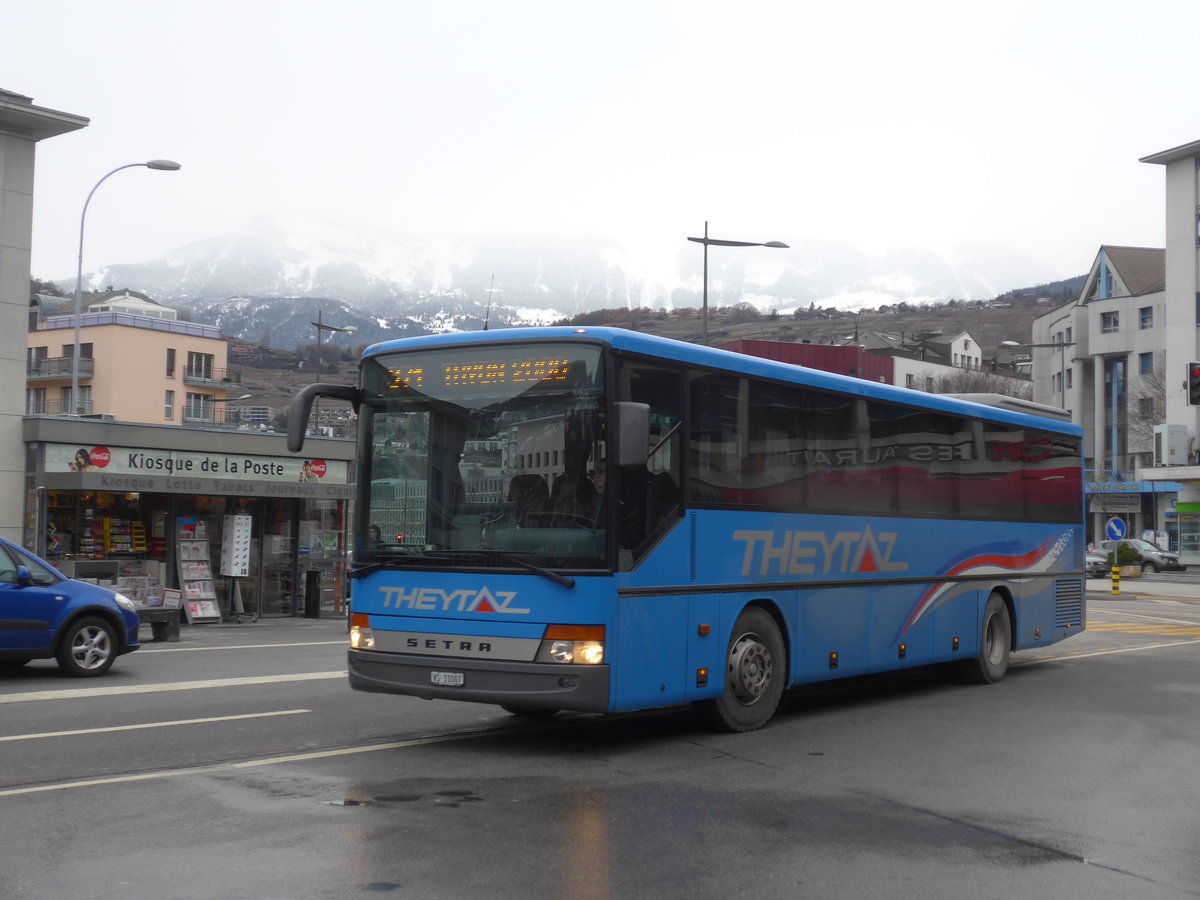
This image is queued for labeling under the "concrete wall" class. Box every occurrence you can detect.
[0,92,87,542]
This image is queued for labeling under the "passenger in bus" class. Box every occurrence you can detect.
[549,473,598,525]
[366,524,383,548]
[506,474,549,527]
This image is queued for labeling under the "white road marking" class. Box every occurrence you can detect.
[1090,610,1200,626]
[1020,638,1200,664]
[0,709,312,742]
[139,641,347,653]
[0,727,504,797]
[0,671,345,704]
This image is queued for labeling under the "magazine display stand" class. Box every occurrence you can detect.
[176,518,221,625]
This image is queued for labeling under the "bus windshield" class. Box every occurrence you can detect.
[357,341,607,572]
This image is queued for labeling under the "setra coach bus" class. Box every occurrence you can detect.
[288,326,1085,731]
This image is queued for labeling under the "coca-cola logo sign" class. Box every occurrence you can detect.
[308,459,327,478]
[88,447,111,468]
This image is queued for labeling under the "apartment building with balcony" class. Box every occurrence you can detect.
[27,289,242,424]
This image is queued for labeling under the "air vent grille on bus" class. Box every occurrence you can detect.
[1054,579,1084,629]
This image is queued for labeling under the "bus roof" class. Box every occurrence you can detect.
[362,326,1082,436]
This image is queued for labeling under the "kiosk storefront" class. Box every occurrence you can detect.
[23,417,354,619]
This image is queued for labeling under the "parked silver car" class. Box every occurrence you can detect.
[1085,549,1110,578]
[1098,539,1186,574]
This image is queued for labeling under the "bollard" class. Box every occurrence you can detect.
[1111,565,1120,596]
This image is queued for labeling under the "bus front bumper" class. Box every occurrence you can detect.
[348,648,611,712]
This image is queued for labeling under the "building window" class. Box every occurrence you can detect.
[1140,352,1154,375]
[60,343,93,359]
[1139,397,1154,419]
[1101,311,1119,334]
[186,352,214,380]
[1065,367,1073,389]
[166,348,176,377]
[185,392,213,422]
[26,388,46,414]
[906,374,915,388]
[1140,307,1153,329]
[164,390,174,420]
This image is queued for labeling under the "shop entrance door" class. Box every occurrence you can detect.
[259,499,297,615]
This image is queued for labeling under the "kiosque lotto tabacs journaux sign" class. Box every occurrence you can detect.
[44,443,347,485]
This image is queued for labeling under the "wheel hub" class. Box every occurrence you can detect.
[727,632,772,706]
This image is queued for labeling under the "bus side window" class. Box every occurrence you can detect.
[618,359,684,568]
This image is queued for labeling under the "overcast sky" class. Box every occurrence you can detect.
[6,0,1199,295]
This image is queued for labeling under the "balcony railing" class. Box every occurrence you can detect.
[182,365,242,389]
[27,357,94,380]
[182,406,239,427]
[25,398,96,416]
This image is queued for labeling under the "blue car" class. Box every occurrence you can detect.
[0,536,140,676]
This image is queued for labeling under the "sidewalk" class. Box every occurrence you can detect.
[137,612,348,644]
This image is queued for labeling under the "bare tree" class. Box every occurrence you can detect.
[1127,357,1166,453]
[928,368,1033,400]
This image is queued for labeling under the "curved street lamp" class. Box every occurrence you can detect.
[71,159,181,415]
[687,220,789,342]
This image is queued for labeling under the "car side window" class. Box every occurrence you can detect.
[8,546,61,586]
[0,550,18,584]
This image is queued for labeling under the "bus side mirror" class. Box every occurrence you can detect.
[614,402,650,467]
[287,383,363,452]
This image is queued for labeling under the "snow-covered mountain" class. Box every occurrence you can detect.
[62,219,1061,347]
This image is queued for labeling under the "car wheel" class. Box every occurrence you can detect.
[56,616,118,677]
[1142,561,1159,574]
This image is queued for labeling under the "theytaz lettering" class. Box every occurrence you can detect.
[380,586,530,615]
[734,526,909,577]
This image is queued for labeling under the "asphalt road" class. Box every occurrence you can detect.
[2,589,1199,900]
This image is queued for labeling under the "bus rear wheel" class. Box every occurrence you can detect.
[699,607,785,733]
[959,592,1011,684]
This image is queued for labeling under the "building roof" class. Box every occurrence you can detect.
[1140,139,1200,166]
[1081,246,1165,302]
[0,89,88,141]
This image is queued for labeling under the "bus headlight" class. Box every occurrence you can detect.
[349,613,374,650]
[536,626,605,664]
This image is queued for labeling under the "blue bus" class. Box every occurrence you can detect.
[288,326,1085,731]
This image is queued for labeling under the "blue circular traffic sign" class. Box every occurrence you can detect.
[1105,517,1127,541]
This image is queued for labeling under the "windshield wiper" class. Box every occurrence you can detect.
[490,552,576,589]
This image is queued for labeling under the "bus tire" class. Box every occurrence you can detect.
[500,705,559,719]
[960,592,1011,684]
[699,607,785,733]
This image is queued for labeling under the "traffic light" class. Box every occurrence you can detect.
[1189,363,1200,406]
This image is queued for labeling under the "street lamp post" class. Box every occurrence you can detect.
[311,311,356,435]
[209,393,253,426]
[687,221,789,342]
[72,159,181,415]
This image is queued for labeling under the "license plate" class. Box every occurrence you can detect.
[430,671,464,687]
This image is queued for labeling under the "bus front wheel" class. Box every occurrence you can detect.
[699,607,786,733]
[960,592,1011,684]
